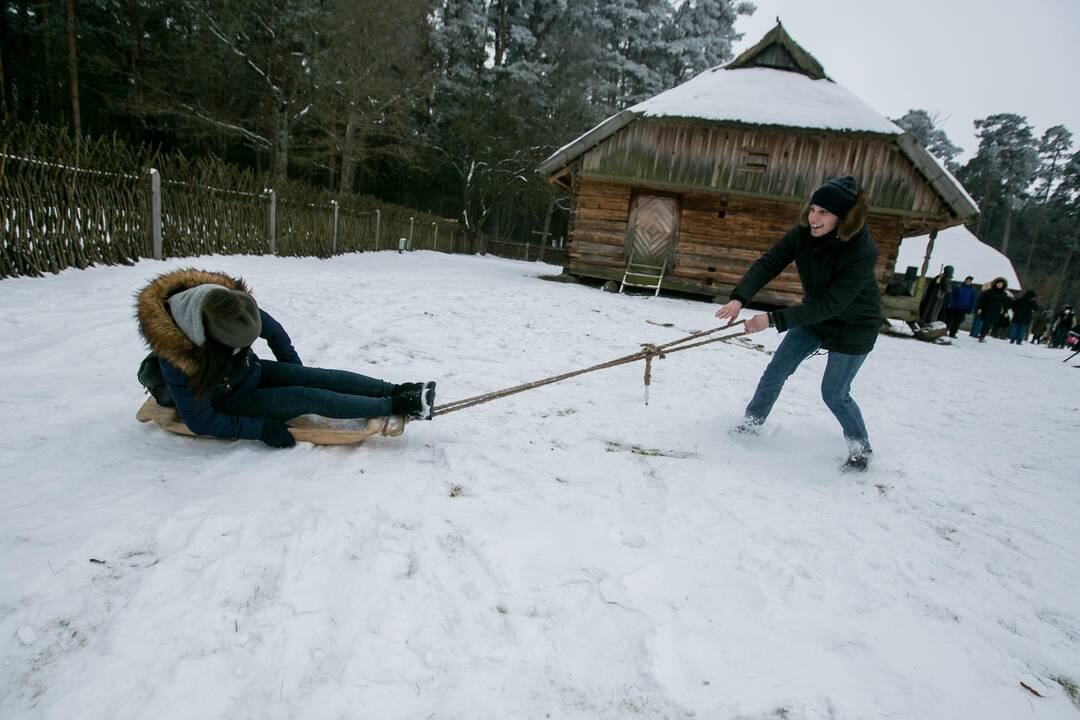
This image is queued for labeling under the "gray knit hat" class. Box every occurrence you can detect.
[202,287,262,348]
[810,175,859,218]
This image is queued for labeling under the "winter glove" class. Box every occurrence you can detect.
[260,419,296,448]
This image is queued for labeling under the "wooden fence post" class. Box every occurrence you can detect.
[331,199,339,255]
[268,189,277,255]
[433,221,438,252]
[375,209,380,251]
[149,168,162,260]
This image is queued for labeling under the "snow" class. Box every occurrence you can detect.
[630,66,902,135]
[2,252,1079,719]
[895,224,1022,289]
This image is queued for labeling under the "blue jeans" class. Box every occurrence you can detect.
[969,315,983,337]
[222,360,393,420]
[745,326,870,449]
[1009,323,1029,344]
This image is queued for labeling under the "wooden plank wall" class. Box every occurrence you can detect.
[569,178,904,306]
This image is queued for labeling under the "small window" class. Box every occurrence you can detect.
[739,150,770,173]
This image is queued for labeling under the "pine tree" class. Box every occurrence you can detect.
[958,113,1038,253]
[1020,126,1074,277]
[892,109,962,171]
[665,0,755,84]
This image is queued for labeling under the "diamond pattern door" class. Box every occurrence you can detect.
[628,195,677,265]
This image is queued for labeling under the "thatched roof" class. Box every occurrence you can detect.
[539,22,978,223]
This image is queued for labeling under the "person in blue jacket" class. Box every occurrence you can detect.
[946,275,977,338]
[136,268,435,448]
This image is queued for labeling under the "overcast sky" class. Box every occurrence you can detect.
[729,0,1080,162]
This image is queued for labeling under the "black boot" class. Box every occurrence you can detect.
[389,381,437,420]
[390,382,423,396]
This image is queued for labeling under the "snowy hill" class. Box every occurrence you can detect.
[1,252,1078,719]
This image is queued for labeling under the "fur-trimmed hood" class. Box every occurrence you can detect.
[135,268,252,375]
[798,188,870,242]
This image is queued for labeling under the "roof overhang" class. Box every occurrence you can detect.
[894,133,979,223]
[539,110,638,186]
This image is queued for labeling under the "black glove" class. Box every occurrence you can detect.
[260,420,296,448]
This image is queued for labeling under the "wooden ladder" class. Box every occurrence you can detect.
[619,254,666,297]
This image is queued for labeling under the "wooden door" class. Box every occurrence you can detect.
[626,195,678,266]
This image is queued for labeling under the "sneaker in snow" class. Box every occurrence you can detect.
[842,447,872,473]
[728,418,762,437]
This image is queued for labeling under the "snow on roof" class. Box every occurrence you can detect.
[895,224,1021,289]
[629,67,902,135]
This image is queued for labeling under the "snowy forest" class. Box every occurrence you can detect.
[0,0,1076,302]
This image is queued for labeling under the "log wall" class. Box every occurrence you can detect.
[568,177,903,306]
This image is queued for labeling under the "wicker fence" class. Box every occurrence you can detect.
[0,123,566,279]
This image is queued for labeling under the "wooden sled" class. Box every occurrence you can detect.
[136,397,406,445]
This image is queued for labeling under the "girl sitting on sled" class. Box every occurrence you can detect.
[136,268,435,448]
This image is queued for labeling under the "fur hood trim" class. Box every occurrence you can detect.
[799,188,869,242]
[135,268,252,375]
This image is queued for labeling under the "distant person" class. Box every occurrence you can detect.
[975,277,1010,343]
[1008,289,1039,344]
[1031,309,1052,345]
[993,305,1012,339]
[1051,305,1076,348]
[136,269,437,448]
[714,176,881,473]
[946,275,977,338]
[919,265,953,324]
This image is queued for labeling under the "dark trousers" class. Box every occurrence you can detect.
[946,309,968,337]
[223,360,394,420]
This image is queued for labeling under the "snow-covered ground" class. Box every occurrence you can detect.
[1,252,1078,720]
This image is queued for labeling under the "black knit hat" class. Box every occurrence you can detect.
[203,288,262,348]
[810,175,860,218]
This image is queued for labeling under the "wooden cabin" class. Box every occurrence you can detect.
[538,22,979,306]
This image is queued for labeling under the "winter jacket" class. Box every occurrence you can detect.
[1010,291,1039,325]
[1054,310,1075,333]
[976,280,1010,324]
[948,284,977,313]
[1031,311,1051,337]
[136,269,302,439]
[730,192,881,356]
[919,272,952,322]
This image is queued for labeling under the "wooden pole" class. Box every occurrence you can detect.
[331,199,339,255]
[375,209,380,250]
[268,190,277,255]
[914,228,938,309]
[149,168,161,260]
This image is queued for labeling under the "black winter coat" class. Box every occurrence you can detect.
[977,286,1010,323]
[1010,292,1039,325]
[731,224,881,356]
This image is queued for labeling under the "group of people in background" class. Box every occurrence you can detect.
[918,265,1076,347]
